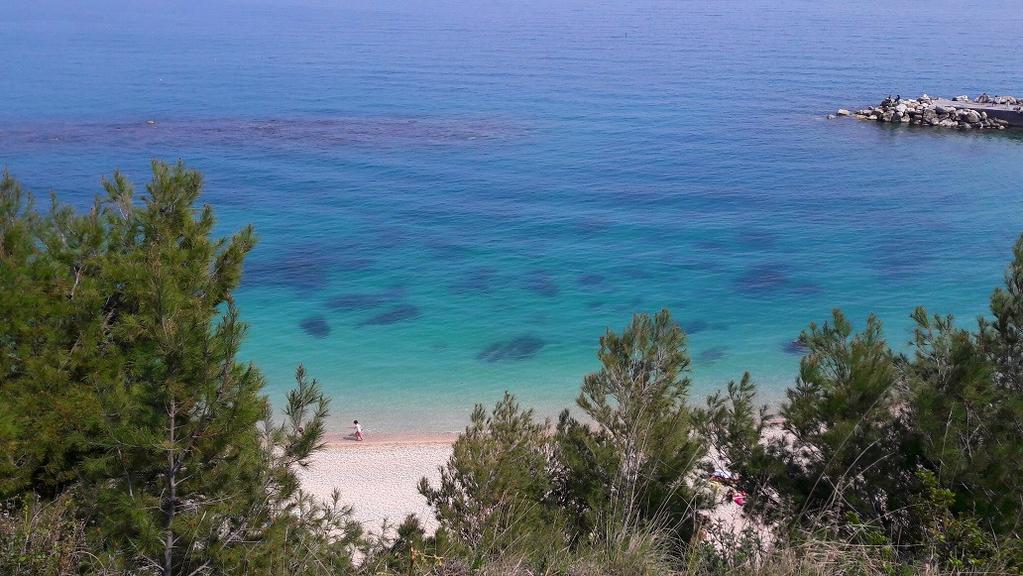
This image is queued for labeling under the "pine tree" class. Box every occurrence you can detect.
[419,393,561,562]
[773,311,912,531]
[698,373,780,520]
[0,170,117,497]
[0,162,359,575]
[982,235,1023,391]
[555,309,706,543]
[908,234,1023,540]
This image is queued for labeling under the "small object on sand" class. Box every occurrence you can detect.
[732,491,747,506]
[708,469,737,485]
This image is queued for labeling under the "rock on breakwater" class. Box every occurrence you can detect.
[837,93,1023,130]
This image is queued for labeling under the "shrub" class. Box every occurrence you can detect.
[555,309,707,546]
[0,493,91,576]
[420,393,566,568]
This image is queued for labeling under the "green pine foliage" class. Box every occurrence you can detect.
[902,236,1023,562]
[416,310,709,575]
[0,171,119,497]
[698,373,778,521]
[775,311,914,533]
[419,393,566,567]
[707,237,1023,571]
[982,236,1023,391]
[0,163,358,575]
[555,310,707,544]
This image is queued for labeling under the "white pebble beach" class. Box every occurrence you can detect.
[297,435,455,534]
[297,432,762,541]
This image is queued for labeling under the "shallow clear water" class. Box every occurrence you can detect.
[3,0,1023,434]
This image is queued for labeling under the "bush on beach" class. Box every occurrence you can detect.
[418,393,567,568]
[555,309,707,546]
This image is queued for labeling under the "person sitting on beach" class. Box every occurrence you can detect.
[352,420,365,441]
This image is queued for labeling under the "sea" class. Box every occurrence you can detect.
[3,0,1022,435]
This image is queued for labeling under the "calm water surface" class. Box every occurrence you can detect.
[3,0,1023,433]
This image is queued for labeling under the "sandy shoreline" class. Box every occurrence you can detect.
[322,431,461,444]
[298,436,456,533]
[299,432,760,544]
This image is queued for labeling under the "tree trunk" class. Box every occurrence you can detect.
[163,398,176,576]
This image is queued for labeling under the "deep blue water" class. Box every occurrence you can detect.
[3,0,1023,434]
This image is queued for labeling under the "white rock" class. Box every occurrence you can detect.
[836,109,851,116]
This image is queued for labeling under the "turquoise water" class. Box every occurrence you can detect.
[3,0,1023,434]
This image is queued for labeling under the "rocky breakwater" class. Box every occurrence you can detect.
[833,93,1023,130]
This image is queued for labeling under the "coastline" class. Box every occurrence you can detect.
[300,430,766,540]
[321,431,460,445]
